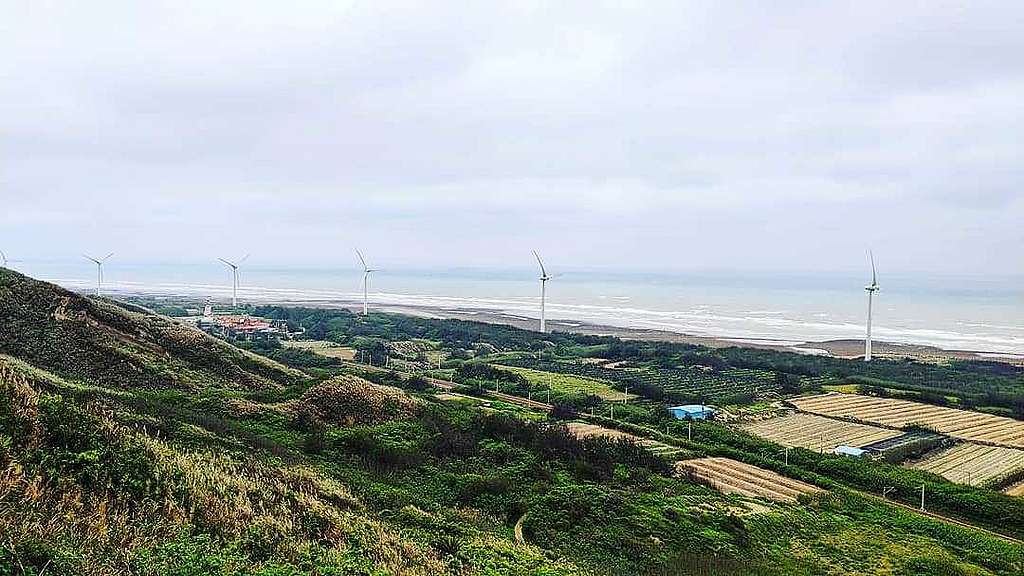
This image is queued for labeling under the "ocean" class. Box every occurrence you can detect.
[12,261,1024,355]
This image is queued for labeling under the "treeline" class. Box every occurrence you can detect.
[252,305,596,351]
[250,304,1024,414]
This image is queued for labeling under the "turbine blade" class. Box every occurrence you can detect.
[355,249,368,271]
[83,254,100,265]
[101,252,114,262]
[532,250,547,278]
[869,250,877,285]
[239,253,250,264]
[218,258,236,268]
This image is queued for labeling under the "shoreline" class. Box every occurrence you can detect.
[49,274,1024,362]
[382,303,1024,365]
[96,282,1023,365]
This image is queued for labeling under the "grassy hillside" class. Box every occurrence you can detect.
[2,273,1023,575]
[0,269,301,392]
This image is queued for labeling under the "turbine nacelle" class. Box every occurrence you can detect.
[218,254,248,307]
[864,250,880,362]
[356,249,375,315]
[83,252,114,297]
[533,250,554,333]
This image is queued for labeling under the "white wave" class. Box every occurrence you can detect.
[51,277,1024,355]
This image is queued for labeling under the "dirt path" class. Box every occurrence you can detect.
[513,512,527,544]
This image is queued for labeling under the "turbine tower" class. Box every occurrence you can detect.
[218,254,249,308]
[864,251,881,362]
[356,249,376,316]
[83,253,114,297]
[533,250,552,333]
[0,250,7,268]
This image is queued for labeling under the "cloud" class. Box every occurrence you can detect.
[1,1,1021,275]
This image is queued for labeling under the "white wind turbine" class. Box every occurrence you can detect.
[218,254,249,308]
[533,250,553,333]
[83,253,114,297]
[0,250,7,268]
[864,251,881,362]
[356,249,377,316]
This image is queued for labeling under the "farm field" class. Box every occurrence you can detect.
[676,457,824,502]
[500,365,636,401]
[742,413,901,452]
[498,357,780,402]
[910,443,1024,487]
[790,393,1024,448]
[1006,481,1024,497]
[282,340,355,359]
[566,422,684,459]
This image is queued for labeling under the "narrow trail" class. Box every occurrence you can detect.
[513,512,527,545]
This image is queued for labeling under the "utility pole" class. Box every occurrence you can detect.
[623,386,629,404]
[784,447,789,466]
[688,421,692,442]
[819,433,824,454]
[920,485,925,511]
[882,486,895,500]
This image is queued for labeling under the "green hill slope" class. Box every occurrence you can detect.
[1,271,1022,576]
[0,269,301,391]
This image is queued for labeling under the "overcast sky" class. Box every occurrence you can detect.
[2,1,1022,276]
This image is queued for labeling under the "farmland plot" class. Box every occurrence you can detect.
[566,422,684,459]
[676,457,823,502]
[498,358,780,401]
[910,443,1024,487]
[790,393,1024,449]
[282,340,355,360]
[742,413,901,452]
[500,365,635,401]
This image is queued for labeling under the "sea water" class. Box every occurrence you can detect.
[12,260,1024,355]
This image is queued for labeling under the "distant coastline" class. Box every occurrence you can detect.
[57,278,1024,365]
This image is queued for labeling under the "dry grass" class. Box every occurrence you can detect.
[0,364,444,575]
[288,375,419,426]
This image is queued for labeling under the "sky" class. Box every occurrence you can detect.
[2,1,1022,277]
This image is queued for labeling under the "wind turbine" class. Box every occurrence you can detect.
[356,249,377,316]
[218,254,249,308]
[533,250,553,333]
[864,251,881,362]
[0,250,7,268]
[83,253,114,297]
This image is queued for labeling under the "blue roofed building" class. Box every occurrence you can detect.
[668,404,716,421]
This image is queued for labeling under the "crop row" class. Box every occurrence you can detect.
[791,393,1024,448]
[742,413,901,452]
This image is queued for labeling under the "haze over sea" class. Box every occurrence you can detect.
[16,260,1023,356]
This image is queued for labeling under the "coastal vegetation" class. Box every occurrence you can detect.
[3,269,1024,575]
